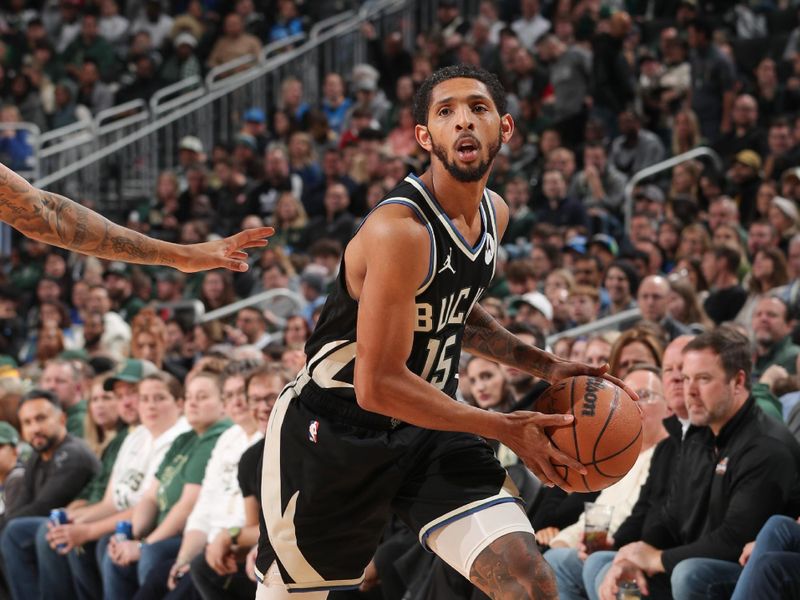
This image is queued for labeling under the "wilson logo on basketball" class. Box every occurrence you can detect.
[582,377,604,417]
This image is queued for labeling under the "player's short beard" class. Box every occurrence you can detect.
[429,129,503,183]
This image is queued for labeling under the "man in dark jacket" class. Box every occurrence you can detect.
[0,389,100,600]
[595,328,800,600]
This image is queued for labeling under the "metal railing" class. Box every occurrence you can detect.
[199,288,305,323]
[546,307,642,347]
[30,0,414,208]
[623,146,723,231]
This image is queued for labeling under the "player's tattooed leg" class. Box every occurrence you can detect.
[469,532,558,600]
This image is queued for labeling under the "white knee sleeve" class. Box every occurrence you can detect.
[254,562,329,600]
[426,500,535,580]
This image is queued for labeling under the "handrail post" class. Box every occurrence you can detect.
[623,146,723,233]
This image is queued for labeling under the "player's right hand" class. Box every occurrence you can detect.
[500,411,587,492]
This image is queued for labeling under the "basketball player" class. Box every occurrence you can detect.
[257,66,635,600]
[0,163,272,271]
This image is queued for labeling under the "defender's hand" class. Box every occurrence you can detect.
[177,227,274,272]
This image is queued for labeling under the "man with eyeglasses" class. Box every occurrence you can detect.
[544,364,669,595]
[593,328,800,600]
[190,366,289,600]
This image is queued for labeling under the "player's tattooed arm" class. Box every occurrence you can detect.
[0,163,272,272]
[469,533,558,600]
[463,303,555,379]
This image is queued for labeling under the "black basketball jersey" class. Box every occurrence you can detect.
[304,173,499,402]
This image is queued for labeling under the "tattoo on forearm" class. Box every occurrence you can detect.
[463,307,550,377]
[469,533,558,599]
[0,169,178,266]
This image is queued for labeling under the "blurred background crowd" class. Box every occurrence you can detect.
[1,0,800,599]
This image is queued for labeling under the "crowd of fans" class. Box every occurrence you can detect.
[3,0,800,598]
[0,0,330,170]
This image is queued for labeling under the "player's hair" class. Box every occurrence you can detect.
[412,65,507,126]
[683,326,752,390]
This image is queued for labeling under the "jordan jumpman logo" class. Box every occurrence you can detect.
[438,248,456,275]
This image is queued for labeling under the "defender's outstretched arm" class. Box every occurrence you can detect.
[0,164,272,272]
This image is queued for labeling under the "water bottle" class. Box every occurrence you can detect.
[617,581,642,600]
[114,520,133,543]
[49,509,69,552]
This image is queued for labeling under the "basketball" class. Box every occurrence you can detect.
[537,376,643,492]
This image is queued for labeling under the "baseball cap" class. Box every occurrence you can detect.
[103,359,159,391]
[243,107,265,123]
[0,356,18,379]
[638,184,665,204]
[0,422,19,446]
[771,196,800,224]
[235,133,258,151]
[563,235,587,255]
[589,233,619,256]
[103,261,130,279]
[510,292,553,321]
[174,32,197,48]
[355,78,377,92]
[734,149,762,171]
[178,135,203,154]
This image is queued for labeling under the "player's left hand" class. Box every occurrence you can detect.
[177,227,274,273]
[547,359,639,402]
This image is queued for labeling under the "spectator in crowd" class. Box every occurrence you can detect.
[190,366,288,599]
[511,0,549,49]
[602,260,638,317]
[268,0,303,43]
[637,275,691,341]
[535,169,588,229]
[101,370,230,598]
[569,142,627,216]
[130,362,263,597]
[83,285,132,361]
[609,109,666,178]
[63,11,118,81]
[76,59,114,115]
[0,422,24,529]
[687,18,735,143]
[207,12,262,69]
[0,105,34,173]
[42,368,187,600]
[159,32,201,84]
[103,263,146,323]
[736,247,789,326]
[715,94,767,164]
[595,328,800,600]
[299,182,356,251]
[0,389,100,599]
[590,11,635,137]
[248,144,303,220]
[131,0,174,52]
[666,278,713,333]
[752,296,800,381]
[703,244,748,325]
[319,72,352,138]
[607,328,663,379]
[729,514,800,599]
[545,364,669,592]
[40,358,87,437]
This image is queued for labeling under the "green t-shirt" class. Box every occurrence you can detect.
[155,419,231,524]
[77,425,130,503]
[66,400,88,438]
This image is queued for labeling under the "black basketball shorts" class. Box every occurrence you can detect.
[255,371,522,593]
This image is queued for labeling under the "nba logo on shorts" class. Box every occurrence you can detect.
[308,420,319,443]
